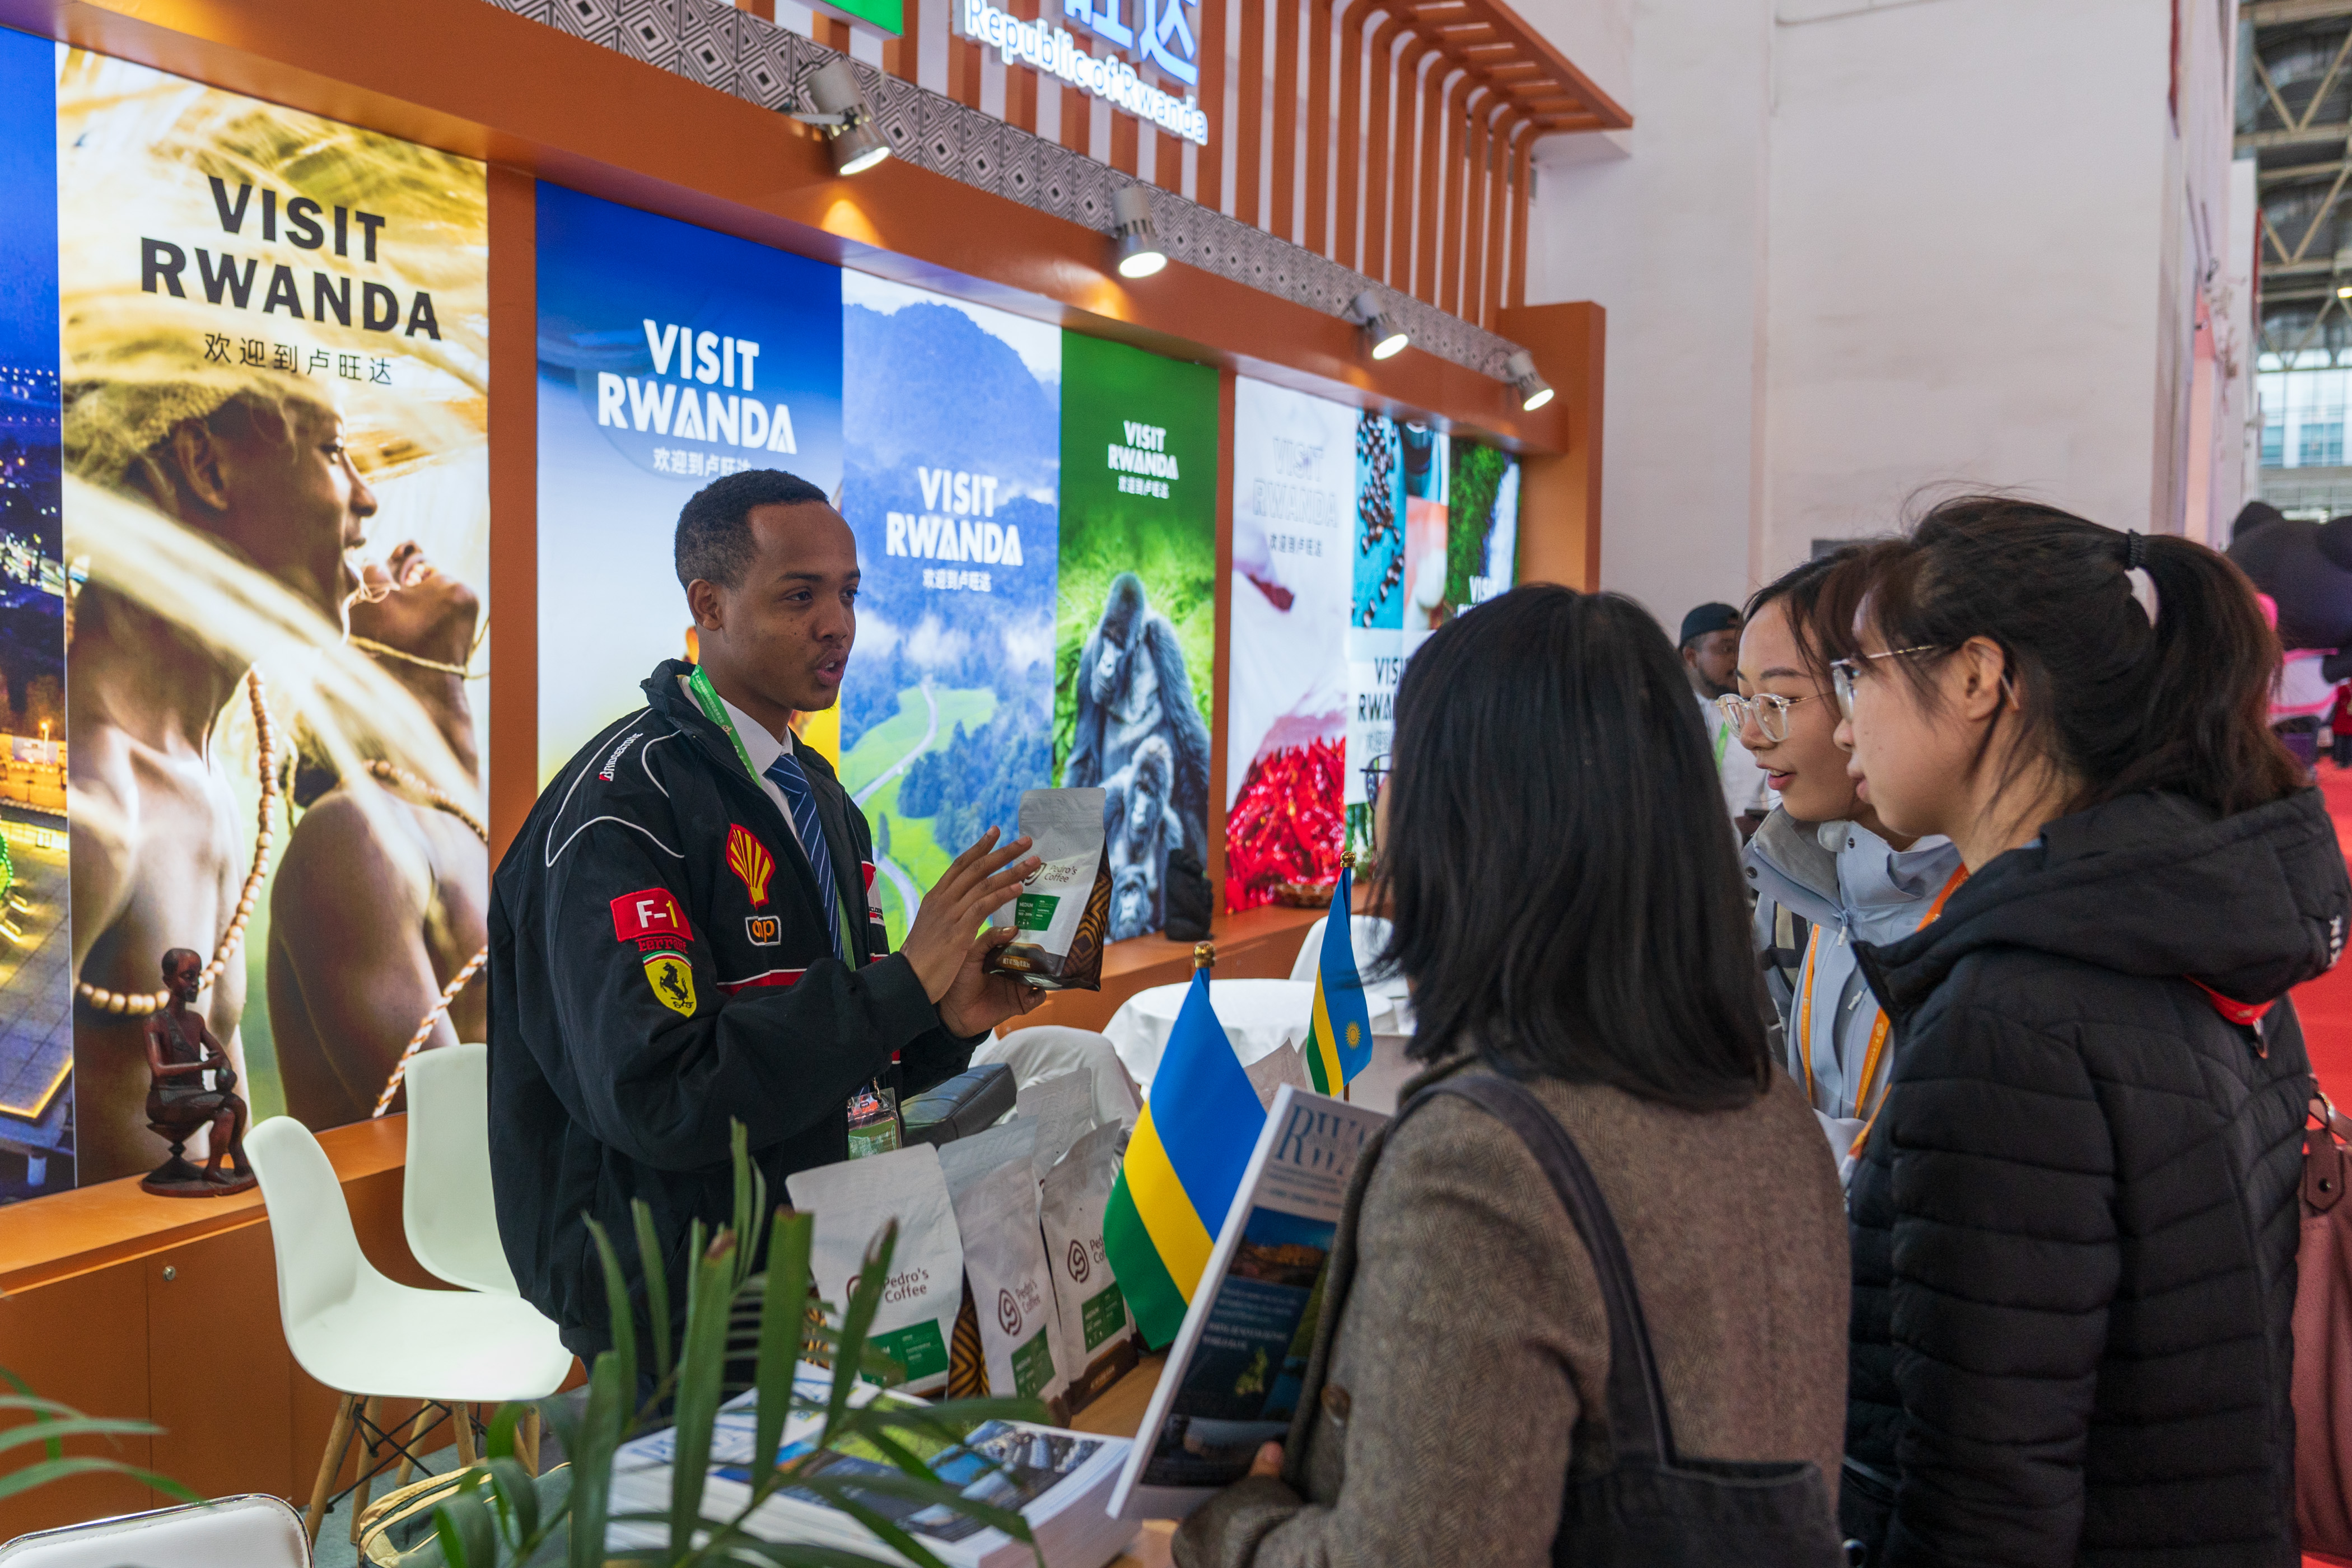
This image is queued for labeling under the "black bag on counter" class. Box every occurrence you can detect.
[902,1064,1018,1147]
[1163,846,1212,941]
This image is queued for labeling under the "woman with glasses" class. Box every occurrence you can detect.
[1828,497,2342,1568]
[1727,552,1963,1183]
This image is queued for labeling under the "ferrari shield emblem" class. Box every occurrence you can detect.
[643,953,697,1016]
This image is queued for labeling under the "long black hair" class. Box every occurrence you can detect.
[1856,496,2302,817]
[1743,545,1879,684]
[1372,585,1772,1109]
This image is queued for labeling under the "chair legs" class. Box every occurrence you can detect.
[303,1392,361,1544]
[395,1401,437,1488]
[349,1395,386,1545]
[453,1401,477,1466]
[522,1405,542,1476]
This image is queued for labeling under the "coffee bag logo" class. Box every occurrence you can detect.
[726,824,776,907]
[1067,1238,1091,1285]
[997,1287,1022,1336]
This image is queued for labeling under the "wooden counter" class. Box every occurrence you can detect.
[1067,1352,1177,1568]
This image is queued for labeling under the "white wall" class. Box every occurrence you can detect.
[1523,0,2239,623]
[1528,0,1771,625]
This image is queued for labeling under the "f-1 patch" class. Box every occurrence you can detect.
[726,824,776,908]
[745,914,782,946]
[642,951,697,1016]
[612,888,693,947]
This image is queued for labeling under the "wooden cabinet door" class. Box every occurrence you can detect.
[144,1221,294,1504]
[0,1260,152,1538]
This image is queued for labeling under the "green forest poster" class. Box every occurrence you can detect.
[1054,335,1219,941]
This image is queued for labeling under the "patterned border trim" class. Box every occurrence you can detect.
[489,0,1532,380]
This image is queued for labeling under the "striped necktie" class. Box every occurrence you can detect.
[763,749,843,962]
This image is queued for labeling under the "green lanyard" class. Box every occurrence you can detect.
[685,663,860,961]
[1712,708,1734,767]
[687,663,762,783]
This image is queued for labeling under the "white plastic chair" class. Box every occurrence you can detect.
[246,1116,573,1545]
[403,1043,518,1296]
[0,1494,307,1566]
[1287,914,1408,998]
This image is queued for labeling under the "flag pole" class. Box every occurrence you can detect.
[1339,847,1354,1103]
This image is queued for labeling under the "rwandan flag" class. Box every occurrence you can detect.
[1102,967,1266,1348]
[1305,867,1375,1093]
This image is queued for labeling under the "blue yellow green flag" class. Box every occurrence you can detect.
[1101,967,1265,1348]
[1305,867,1375,1093]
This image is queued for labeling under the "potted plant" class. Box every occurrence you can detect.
[422,1124,1049,1568]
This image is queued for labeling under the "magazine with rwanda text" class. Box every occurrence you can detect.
[1109,1085,1388,1520]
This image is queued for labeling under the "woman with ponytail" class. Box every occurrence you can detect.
[1831,497,2350,1567]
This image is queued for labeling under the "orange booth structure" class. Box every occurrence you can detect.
[0,0,1611,1538]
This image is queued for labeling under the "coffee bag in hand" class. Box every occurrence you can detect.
[785,1144,963,1397]
[986,788,1113,990]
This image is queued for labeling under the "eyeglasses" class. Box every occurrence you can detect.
[1361,755,1390,811]
[1828,645,1942,718]
[1714,691,1818,744]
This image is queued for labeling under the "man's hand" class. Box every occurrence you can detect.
[938,925,1046,1038]
[900,828,1039,1003]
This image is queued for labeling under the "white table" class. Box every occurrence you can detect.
[1103,977,1400,1093]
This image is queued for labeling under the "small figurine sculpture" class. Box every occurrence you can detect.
[139,947,255,1197]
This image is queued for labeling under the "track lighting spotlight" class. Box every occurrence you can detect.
[1503,349,1553,412]
[1345,290,1409,361]
[793,59,892,176]
[1110,186,1166,279]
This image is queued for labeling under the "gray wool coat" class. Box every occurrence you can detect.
[1172,1058,1850,1568]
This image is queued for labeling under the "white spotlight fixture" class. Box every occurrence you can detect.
[1345,290,1410,361]
[794,59,892,176]
[1503,349,1554,412]
[1110,186,1167,279]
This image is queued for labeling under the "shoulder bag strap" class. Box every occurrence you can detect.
[1412,1074,1679,1468]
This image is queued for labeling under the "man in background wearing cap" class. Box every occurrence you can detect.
[1681,602,1770,839]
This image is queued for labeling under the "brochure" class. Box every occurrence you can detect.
[1106,1084,1389,1521]
[609,1373,1137,1568]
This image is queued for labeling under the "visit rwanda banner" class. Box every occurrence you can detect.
[1054,335,1217,943]
[56,44,489,1182]
[1224,379,1351,913]
[535,181,845,785]
[0,27,64,1203]
[837,273,1060,945]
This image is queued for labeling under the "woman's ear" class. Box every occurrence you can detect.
[1952,636,2010,724]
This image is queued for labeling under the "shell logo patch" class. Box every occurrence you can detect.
[726,824,775,908]
[643,953,697,1016]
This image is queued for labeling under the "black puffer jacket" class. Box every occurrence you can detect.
[1845,788,2349,1568]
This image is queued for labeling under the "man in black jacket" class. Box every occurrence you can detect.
[489,469,1040,1361]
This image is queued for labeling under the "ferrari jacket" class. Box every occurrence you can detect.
[1843,787,2349,1568]
[488,659,978,1361]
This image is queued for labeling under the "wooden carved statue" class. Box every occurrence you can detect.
[140,946,255,1196]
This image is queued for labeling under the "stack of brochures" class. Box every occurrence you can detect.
[609,1371,1138,1568]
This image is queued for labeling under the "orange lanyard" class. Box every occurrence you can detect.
[1797,866,1967,1133]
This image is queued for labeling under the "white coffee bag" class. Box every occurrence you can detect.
[1039,1121,1141,1411]
[944,1141,1070,1413]
[785,1142,962,1397]
[1016,1069,1095,1183]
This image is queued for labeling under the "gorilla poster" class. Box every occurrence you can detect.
[55,49,489,1180]
[1054,335,1217,943]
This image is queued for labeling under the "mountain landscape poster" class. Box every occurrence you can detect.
[838,273,1061,943]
